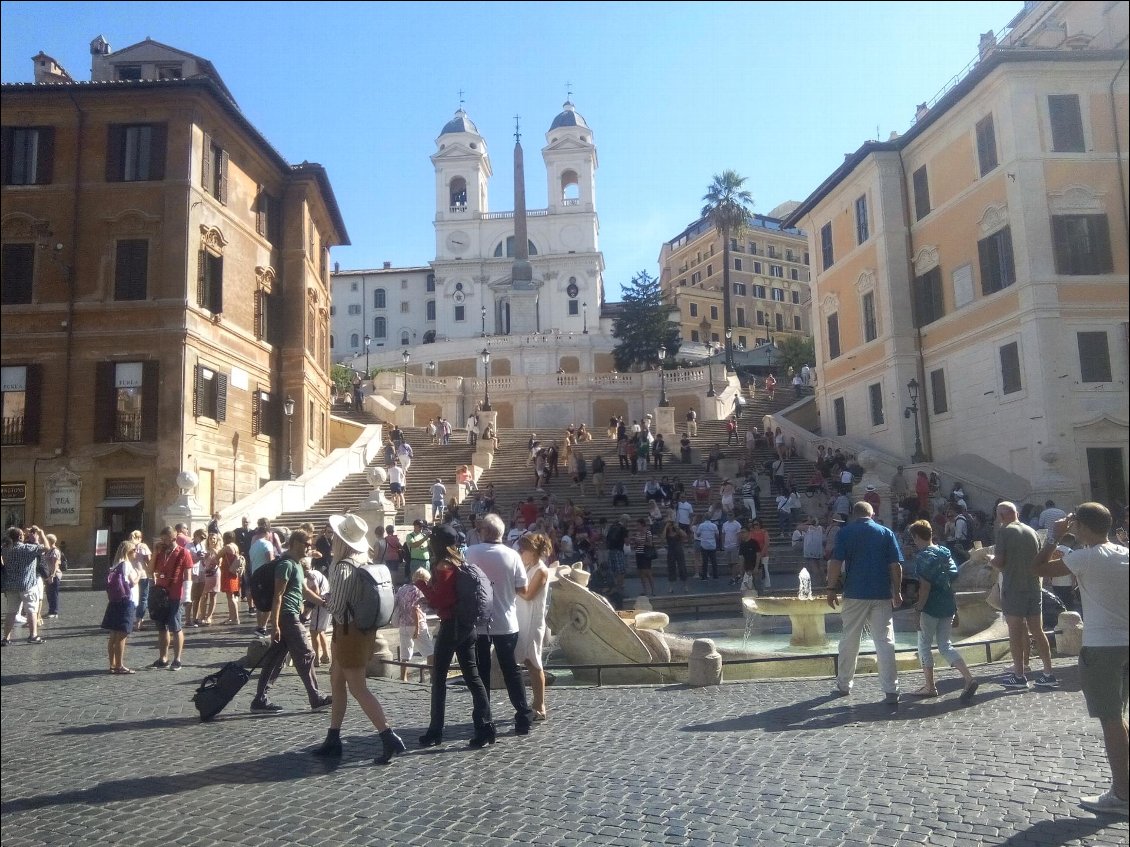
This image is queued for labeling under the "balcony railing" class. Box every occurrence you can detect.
[114,413,143,442]
[562,198,580,206]
[1,416,25,446]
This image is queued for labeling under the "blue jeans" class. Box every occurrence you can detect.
[136,578,151,622]
[917,612,963,670]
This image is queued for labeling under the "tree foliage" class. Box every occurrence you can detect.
[701,170,754,238]
[774,335,816,378]
[331,363,356,394]
[611,270,681,372]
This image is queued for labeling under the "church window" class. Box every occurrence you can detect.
[561,170,580,204]
[493,237,538,257]
[568,300,579,316]
[426,274,436,292]
[449,177,468,209]
[426,300,436,321]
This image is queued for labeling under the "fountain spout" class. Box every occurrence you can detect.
[797,567,812,601]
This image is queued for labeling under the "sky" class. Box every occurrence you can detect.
[1,1,1024,300]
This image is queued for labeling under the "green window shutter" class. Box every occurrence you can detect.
[215,372,228,422]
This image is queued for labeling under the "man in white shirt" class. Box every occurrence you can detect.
[1032,503,1128,818]
[721,514,744,585]
[388,463,406,510]
[694,518,720,580]
[676,497,694,533]
[430,479,447,523]
[465,514,536,738]
[1038,500,1067,529]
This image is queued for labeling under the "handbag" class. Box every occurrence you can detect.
[985,582,1002,611]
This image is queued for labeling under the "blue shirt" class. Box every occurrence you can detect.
[915,545,958,618]
[833,518,903,600]
[248,537,275,573]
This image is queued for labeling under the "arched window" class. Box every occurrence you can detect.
[493,236,538,257]
[400,330,410,346]
[350,333,359,348]
[449,177,468,209]
[374,288,386,309]
[374,316,386,339]
[329,334,334,349]
[426,300,436,321]
[561,170,580,202]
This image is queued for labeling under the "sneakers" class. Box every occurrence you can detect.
[1080,789,1129,817]
[311,694,332,711]
[998,673,1030,690]
[151,658,169,668]
[1033,673,1060,688]
[250,698,283,713]
[170,659,183,671]
[830,686,850,698]
[26,636,45,644]
[254,627,269,637]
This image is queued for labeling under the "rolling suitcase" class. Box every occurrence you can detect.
[192,651,265,722]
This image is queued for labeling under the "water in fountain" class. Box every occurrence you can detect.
[797,567,813,601]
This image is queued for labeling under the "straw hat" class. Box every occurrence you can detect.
[329,513,369,554]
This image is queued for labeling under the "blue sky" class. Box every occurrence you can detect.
[1,1,1023,299]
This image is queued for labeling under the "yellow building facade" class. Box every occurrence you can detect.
[658,213,810,354]
[1,38,348,564]
[783,1,1129,509]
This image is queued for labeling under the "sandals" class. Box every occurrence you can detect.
[909,686,938,698]
[111,667,136,675]
[533,710,548,722]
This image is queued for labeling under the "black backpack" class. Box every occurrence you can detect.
[453,561,493,631]
[249,558,281,611]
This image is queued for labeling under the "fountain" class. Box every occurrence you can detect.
[742,568,841,648]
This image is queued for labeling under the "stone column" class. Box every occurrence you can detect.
[393,404,416,428]
[653,406,675,440]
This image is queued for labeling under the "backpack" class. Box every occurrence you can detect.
[249,558,281,611]
[107,562,130,602]
[453,561,493,631]
[328,560,394,632]
[606,523,626,549]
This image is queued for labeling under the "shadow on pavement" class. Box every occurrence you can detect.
[0,751,340,815]
[995,815,1125,844]
[0,668,115,687]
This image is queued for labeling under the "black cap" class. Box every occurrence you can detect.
[428,523,463,562]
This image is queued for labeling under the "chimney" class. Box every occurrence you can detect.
[383,261,391,269]
[915,103,929,122]
[32,52,73,83]
[978,30,997,61]
[333,261,340,274]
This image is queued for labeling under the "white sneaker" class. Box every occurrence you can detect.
[1080,789,1129,817]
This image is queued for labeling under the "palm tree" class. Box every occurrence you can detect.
[701,170,754,372]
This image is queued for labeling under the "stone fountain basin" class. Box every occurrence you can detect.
[743,596,841,648]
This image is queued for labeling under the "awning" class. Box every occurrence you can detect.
[97,497,143,509]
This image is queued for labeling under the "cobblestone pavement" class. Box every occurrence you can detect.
[2,593,1126,847]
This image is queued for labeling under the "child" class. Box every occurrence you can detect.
[392,569,434,682]
[303,558,331,665]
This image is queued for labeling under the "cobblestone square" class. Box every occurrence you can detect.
[1,594,1126,846]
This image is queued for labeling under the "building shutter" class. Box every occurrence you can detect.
[148,123,167,181]
[196,249,207,307]
[36,127,55,184]
[201,131,213,193]
[94,361,115,442]
[251,388,262,435]
[193,364,204,418]
[23,363,43,444]
[215,372,228,422]
[140,360,159,441]
[211,254,224,314]
[105,125,124,182]
[0,127,11,184]
[255,186,266,236]
[217,149,229,205]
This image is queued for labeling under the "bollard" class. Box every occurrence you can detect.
[688,637,723,687]
[1057,611,1083,656]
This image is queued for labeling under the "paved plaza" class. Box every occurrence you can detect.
[1,592,1126,847]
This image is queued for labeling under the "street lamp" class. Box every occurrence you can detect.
[363,334,371,378]
[400,348,411,405]
[704,341,716,398]
[283,395,296,480]
[480,347,492,411]
[582,301,588,334]
[481,304,487,337]
[658,345,669,407]
[904,378,927,462]
[725,327,734,372]
[427,360,436,378]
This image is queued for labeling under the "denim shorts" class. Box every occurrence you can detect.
[152,599,185,633]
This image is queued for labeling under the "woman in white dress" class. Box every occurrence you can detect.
[515,532,553,722]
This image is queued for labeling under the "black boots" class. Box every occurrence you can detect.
[311,730,342,758]
[376,728,406,765]
[468,723,497,749]
[418,730,443,748]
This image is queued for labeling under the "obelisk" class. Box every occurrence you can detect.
[508,117,540,332]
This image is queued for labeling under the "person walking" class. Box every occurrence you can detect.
[990,501,1058,690]
[826,501,904,707]
[251,529,332,713]
[466,514,537,738]
[414,524,494,749]
[312,514,405,764]
[393,571,434,682]
[907,520,978,702]
[2,527,47,645]
[1031,503,1128,817]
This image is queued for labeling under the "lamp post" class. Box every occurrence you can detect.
[363,334,371,378]
[427,360,436,377]
[704,341,716,398]
[658,345,669,407]
[400,349,411,405]
[904,378,927,462]
[582,301,588,334]
[725,327,734,372]
[283,395,296,480]
[480,304,487,337]
[480,347,492,411]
